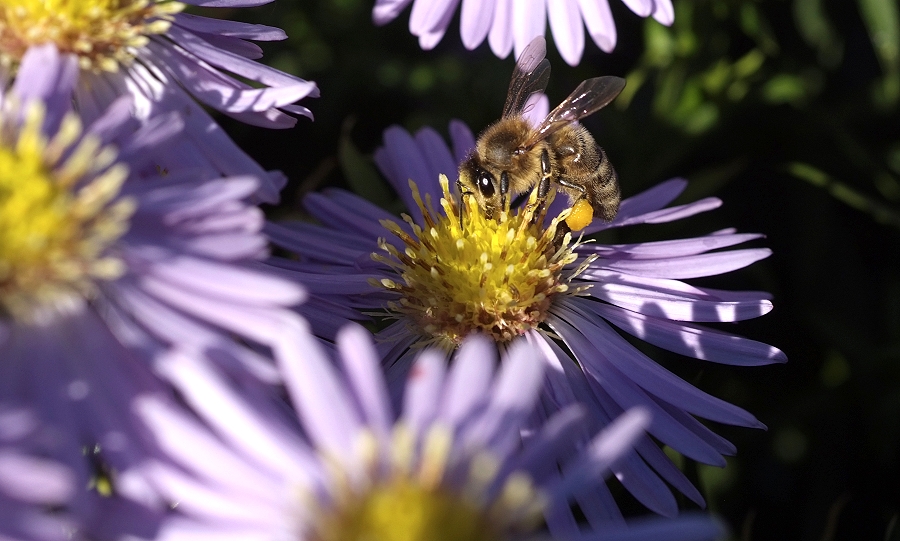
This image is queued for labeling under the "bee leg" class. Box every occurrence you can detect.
[527,148,553,224]
[556,177,587,199]
[456,178,469,228]
[500,171,510,211]
[538,149,552,201]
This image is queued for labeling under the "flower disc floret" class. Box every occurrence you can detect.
[0,102,133,321]
[372,175,590,347]
[0,0,183,72]
[308,425,543,541]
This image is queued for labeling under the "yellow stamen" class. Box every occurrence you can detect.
[0,102,134,322]
[307,426,545,541]
[371,175,590,348]
[0,0,184,72]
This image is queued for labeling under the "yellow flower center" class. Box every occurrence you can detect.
[0,102,134,322]
[308,426,544,541]
[0,0,184,72]
[372,175,591,348]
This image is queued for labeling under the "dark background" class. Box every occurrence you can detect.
[213,0,900,539]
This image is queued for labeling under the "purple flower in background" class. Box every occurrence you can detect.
[139,321,724,540]
[265,119,786,516]
[373,0,674,65]
[0,44,306,518]
[0,0,318,202]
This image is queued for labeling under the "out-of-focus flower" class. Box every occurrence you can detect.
[139,321,724,540]
[265,119,786,516]
[0,0,318,202]
[372,0,674,65]
[0,44,306,516]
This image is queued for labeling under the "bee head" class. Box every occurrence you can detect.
[458,154,501,217]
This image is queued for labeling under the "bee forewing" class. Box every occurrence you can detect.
[525,76,626,148]
[502,37,551,118]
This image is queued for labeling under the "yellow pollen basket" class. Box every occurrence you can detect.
[372,175,582,347]
[0,103,134,321]
[0,0,184,71]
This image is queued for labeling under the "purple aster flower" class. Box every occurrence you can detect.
[138,321,724,540]
[0,0,318,203]
[373,0,674,65]
[265,119,786,516]
[0,43,307,521]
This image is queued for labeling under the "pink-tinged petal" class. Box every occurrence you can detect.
[401,350,448,434]
[265,222,371,263]
[440,336,495,425]
[277,320,365,458]
[375,126,436,222]
[547,0,586,66]
[460,0,494,49]
[154,353,314,484]
[581,231,764,259]
[373,0,413,25]
[611,197,723,229]
[557,304,764,428]
[632,436,706,507]
[336,325,394,438]
[173,13,287,41]
[459,338,546,456]
[135,398,287,509]
[587,302,787,365]
[513,0,547,60]
[549,314,728,467]
[179,0,273,7]
[415,126,459,205]
[190,33,263,59]
[652,0,675,25]
[620,0,652,17]
[490,338,546,414]
[521,93,550,126]
[142,256,305,306]
[409,0,459,36]
[488,0,514,58]
[578,0,616,52]
[15,44,78,131]
[448,119,477,162]
[498,405,586,481]
[531,329,694,515]
[601,248,772,279]
[586,177,687,233]
[165,27,313,89]
[418,25,449,49]
[0,453,74,503]
[550,407,650,500]
[302,190,398,241]
[584,272,774,322]
[146,461,282,526]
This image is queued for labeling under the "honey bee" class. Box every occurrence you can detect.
[457,36,625,229]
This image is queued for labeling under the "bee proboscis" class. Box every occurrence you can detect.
[457,36,625,230]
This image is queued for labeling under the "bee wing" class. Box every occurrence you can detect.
[502,37,551,118]
[523,76,626,149]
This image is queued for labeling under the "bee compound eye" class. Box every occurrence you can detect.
[477,170,496,198]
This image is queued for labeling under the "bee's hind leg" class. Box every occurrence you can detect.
[528,148,553,224]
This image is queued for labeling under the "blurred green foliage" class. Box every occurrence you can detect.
[213,0,900,539]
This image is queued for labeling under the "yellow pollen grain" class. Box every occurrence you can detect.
[0,104,133,321]
[0,0,185,72]
[372,175,584,347]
